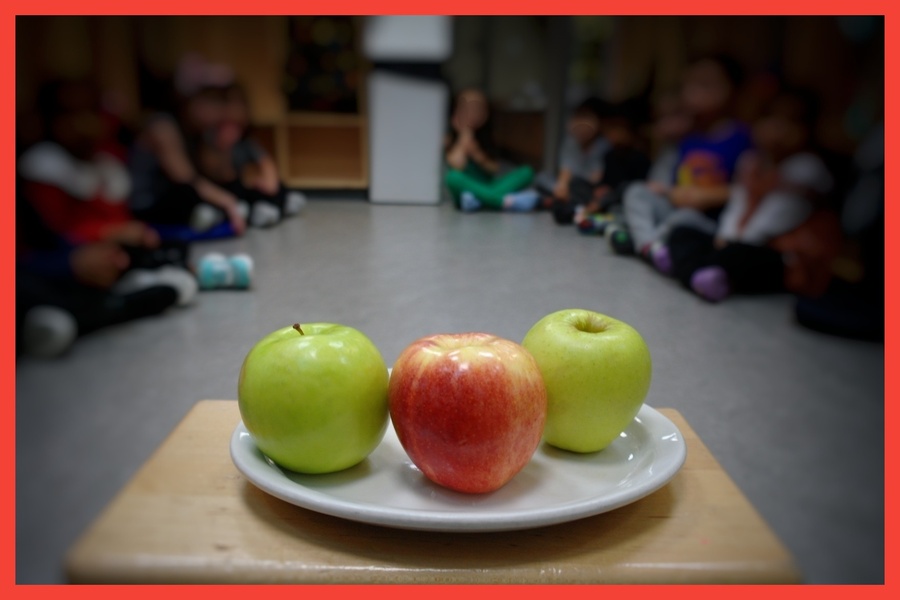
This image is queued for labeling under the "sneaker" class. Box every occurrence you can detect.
[190,203,225,232]
[577,214,614,236]
[503,189,540,212]
[21,306,78,358]
[196,253,253,290]
[460,192,481,213]
[690,266,731,302]
[649,242,673,275]
[114,266,198,306]
[196,253,233,290]
[228,254,254,289]
[607,225,635,255]
[250,201,281,228]
[284,190,307,216]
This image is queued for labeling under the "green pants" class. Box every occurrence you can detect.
[445,165,534,210]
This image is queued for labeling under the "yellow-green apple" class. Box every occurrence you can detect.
[522,309,652,453]
[238,323,389,474]
[388,333,547,494]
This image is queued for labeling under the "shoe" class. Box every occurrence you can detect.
[607,225,635,255]
[284,191,307,216]
[250,201,281,228]
[114,267,198,306]
[649,242,673,275]
[228,254,254,289]
[460,192,481,213]
[197,253,232,289]
[196,253,253,290]
[190,203,225,232]
[577,214,614,236]
[690,266,731,302]
[504,189,540,212]
[21,306,78,358]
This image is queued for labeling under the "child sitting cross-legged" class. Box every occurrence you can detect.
[660,88,834,302]
[443,88,538,213]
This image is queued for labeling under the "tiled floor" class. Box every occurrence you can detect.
[15,199,884,583]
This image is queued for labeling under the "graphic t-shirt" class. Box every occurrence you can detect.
[674,121,753,187]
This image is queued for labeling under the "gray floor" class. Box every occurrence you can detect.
[16,199,884,583]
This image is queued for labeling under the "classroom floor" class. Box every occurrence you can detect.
[16,199,884,584]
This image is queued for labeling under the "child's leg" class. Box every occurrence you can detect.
[444,168,496,209]
[668,226,717,288]
[623,182,676,251]
[658,208,718,242]
[713,243,786,294]
[132,183,209,225]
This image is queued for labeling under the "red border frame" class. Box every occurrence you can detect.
[3,1,891,597]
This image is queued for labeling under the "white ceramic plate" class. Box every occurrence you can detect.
[230,404,687,532]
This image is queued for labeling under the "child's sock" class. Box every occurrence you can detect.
[649,242,673,275]
[20,305,78,358]
[250,201,281,228]
[606,224,635,256]
[190,203,226,232]
[503,189,540,212]
[284,190,307,216]
[460,191,481,213]
[690,266,731,302]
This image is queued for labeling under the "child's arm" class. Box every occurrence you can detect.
[669,184,731,211]
[255,154,281,196]
[468,139,500,175]
[445,130,471,170]
[553,168,572,199]
[143,119,246,234]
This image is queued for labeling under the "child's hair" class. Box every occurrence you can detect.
[35,78,99,134]
[572,96,612,122]
[764,86,820,136]
[690,53,746,92]
[447,87,494,154]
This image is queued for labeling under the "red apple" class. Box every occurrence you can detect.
[388,332,547,494]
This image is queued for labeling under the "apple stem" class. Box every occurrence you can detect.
[293,323,304,335]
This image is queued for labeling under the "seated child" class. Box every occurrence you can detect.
[548,97,611,224]
[661,88,834,302]
[608,54,753,257]
[19,79,159,249]
[128,53,248,236]
[195,82,306,227]
[443,88,537,212]
[572,98,653,232]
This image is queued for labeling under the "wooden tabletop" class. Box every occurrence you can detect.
[64,400,802,584]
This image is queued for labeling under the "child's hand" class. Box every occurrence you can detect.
[227,205,247,236]
[70,242,130,289]
[592,185,610,201]
[669,186,699,208]
[553,181,569,200]
[646,181,670,196]
[102,221,161,248]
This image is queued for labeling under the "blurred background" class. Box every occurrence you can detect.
[16,16,884,186]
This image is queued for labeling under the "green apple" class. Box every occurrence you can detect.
[522,309,652,453]
[238,323,389,474]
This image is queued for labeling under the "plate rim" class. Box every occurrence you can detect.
[230,404,687,532]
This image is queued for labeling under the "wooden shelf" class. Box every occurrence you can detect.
[270,113,369,190]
